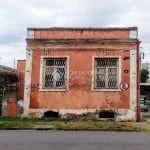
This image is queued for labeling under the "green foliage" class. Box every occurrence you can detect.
[141,69,149,82]
[0,117,149,131]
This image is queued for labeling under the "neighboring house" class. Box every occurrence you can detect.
[0,65,17,116]
[0,65,16,101]
[18,27,141,121]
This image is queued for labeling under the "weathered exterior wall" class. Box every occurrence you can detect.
[30,50,130,108]
[1,100,23,117]
[23,27,140,121]
[33,28,131,39]
[16,60,25,99]
[7,101,17,118]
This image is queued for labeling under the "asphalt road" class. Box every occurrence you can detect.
[0,130,150,150]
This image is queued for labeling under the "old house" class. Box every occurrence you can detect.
[18,27,141,121]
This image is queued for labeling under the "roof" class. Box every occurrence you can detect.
[27,27,137,31]
[0,65,16,73]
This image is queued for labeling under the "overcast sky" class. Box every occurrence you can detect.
[0,0,150,68]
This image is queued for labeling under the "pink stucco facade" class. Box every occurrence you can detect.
[19,27,140,121]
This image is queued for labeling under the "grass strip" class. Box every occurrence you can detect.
[0,118,149,131]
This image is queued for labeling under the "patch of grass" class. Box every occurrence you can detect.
[0,117,35,128]
[0,117,149,131]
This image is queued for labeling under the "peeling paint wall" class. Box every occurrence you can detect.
[16,60,25,100]
[22,27,140,121]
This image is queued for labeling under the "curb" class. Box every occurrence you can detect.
[0,127,140,132]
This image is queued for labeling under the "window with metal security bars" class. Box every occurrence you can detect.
[42,58,67,89]
[94,58,119,89]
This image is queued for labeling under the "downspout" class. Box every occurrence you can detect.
[136,40,141,121]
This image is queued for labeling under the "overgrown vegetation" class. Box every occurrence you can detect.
[0,117,149,132]
[140,68,150,99]
[141,69,149,82]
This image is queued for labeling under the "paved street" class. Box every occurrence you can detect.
[0,130,150,150]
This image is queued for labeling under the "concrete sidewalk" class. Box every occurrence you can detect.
[141,112,150,122]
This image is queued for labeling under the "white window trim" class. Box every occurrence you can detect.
[91,56,121,91]
[39,56,70,92]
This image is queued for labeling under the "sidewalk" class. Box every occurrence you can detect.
[141,111,150,122]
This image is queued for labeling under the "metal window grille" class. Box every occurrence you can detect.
[43,58,67,89]
[94,58,118,89]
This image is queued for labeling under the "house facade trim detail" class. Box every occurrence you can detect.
[91,56,122,91]
[39,56,70,92]
[23,49,33,117]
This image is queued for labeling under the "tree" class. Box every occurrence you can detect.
[141,69,149,82]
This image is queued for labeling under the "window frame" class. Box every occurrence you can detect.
[92,56,121,91]
[39,56,69,91]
